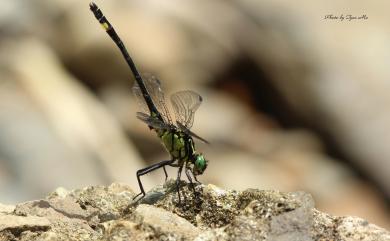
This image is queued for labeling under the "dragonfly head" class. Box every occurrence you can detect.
[192,154,208,175]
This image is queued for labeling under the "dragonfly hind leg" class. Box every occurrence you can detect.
[175,164,186,205]
[133,159,175,201]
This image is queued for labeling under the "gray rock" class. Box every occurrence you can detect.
[0,182,388,241]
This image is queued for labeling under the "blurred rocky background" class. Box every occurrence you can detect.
[0,0,389,229]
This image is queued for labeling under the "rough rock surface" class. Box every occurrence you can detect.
[0,182,388,241]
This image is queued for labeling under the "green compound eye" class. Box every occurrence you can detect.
[195,155,207,172]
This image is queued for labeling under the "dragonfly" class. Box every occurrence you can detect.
[89,2,209,203]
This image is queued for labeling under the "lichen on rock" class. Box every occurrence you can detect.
[0,181,388,241]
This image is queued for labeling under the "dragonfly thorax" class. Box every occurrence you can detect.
[159,129,194,161]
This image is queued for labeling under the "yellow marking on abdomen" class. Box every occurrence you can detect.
[101,22,109,30]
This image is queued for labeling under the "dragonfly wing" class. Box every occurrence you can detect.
[136,112,170,130]
[132,84,149,115]
[176,121,209,144]
[132,73,173,124]
[170,90,202,130]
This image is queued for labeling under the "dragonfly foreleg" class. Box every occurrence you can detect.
[185,166,196,195]
[163,166,168,181]
[133,159,175,200]
[193,174,202,185]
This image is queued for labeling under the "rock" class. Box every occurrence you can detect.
[0,215,50,231]
[0,182,388,241]
[268,192,314,241]
[0,204,15,214]
[0,215,50,241]
[133,204,200,240]
[337,217,390,241]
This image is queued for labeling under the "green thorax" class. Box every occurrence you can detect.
[158,129,194,161]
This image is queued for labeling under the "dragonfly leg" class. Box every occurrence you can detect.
[163,166,168,181]
[175,164,185,205]
[185,167,197,196]
[133,159,175,200]
[193,174,202,185]
[162,162,180,181]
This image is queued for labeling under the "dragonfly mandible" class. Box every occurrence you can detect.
[89,2,209,203]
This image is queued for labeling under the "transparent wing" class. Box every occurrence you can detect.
[132,73,173,125]
[176,121,209,144]
[170,90,203,130]
[136,112,170,130]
